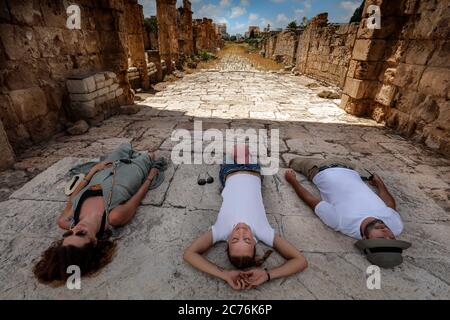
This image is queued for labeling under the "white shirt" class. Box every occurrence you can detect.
[211,173,275,246]
[313,168,404,239]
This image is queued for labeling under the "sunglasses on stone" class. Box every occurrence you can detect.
[62,230,88,238]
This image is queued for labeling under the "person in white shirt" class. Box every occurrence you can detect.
[285,157,411,268]
[184,145,308,290]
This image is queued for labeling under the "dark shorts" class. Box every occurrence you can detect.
[219,163,261,186]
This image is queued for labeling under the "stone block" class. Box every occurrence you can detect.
[392,63,425,91]
[96,96,107,106]
[96,81,106,90]
[105,71,117,80]
[115,88,124,97]
[0,120,15,169]
[428,40,450,67]
[106,92,115,101]
[71,100,98,118]
[97,87,109,97]
[70,91,98,102]
[418,67,450,98]
[94,73,106,83]
[9,87,48,123]
[404,40,435,65]
[343,77,377,99]
[105,79,114,87]
[110,83,120,92]
[352,39,386,61]
[66,76,96,94]
[374,84,398,107]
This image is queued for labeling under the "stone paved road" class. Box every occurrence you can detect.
[0,53,449,299]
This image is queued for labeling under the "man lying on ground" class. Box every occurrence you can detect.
[285,157,411,268]
[184,145,308,290]
[33,143,167,285]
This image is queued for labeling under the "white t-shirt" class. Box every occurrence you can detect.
[211,173,275,247]
[313,168,404,239]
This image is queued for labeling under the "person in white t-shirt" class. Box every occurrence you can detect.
[285,157,411,268]
[184,145,308,290]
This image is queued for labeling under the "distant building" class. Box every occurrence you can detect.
[246,26,261,38]
[216,23,228,39]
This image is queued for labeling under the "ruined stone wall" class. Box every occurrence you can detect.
[295,13,358,87]
[193,18,218,53]
[264,31,280,59]
[341,0,450,156]
[272,30,301,65]
[0,0,135,154]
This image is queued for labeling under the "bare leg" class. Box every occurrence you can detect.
[284,170,321,210]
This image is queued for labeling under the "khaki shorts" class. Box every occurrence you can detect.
[289,157,360,181]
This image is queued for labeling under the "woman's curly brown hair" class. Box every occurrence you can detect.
[226,246,273,270]
[33,238,117,286]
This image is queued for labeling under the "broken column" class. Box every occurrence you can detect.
[156,0,179,74]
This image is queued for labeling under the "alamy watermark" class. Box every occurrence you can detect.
[66,265,81,290]
[66,4,81,30]
[170,121,279,175]
[367,5,381,30]
[366,265,381,290]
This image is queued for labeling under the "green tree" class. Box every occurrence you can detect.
[350,0,365,23]
[144,16,158,33]
[287,20,298,30]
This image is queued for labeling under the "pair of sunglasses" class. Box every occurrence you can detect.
[62,230,88,238]
[197,173,214,185]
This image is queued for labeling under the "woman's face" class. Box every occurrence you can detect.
[228,223,256,257]
[62,223,96,248]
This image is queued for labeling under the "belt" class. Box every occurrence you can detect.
[318,164,354,172]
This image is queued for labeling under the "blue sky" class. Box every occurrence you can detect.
[138,0,363,35]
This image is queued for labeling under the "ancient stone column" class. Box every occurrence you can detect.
[0,120,14,170]
[156,0,179,74]
[178,0,194,56]
[126,1,150,89]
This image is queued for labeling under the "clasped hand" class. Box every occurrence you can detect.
[223,268,269,290]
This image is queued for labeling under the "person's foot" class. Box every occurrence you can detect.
[284,169,298,184]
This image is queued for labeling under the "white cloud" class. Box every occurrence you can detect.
[220,0,231,7]
[249,13,259,22]
[229,22,247,34]
[275,13,291,26]
[294,9,306,20]
[340,1,360,19]
[240,0,250,6]
[230,6,246,18]
[194,3,227,24]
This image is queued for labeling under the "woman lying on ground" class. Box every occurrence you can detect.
[33,143,166,285]
[183,145,308,290]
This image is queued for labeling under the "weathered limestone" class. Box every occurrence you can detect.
[0,121,14,169]
[259,2,450,157]
[272,29,302,65]
[125,1,150,90]
[178,0,194,56]
[193,18,221,53]
[66,72,124,125]
[341,0,450,157]
[0,0,139,157]
[156,0,179,74]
